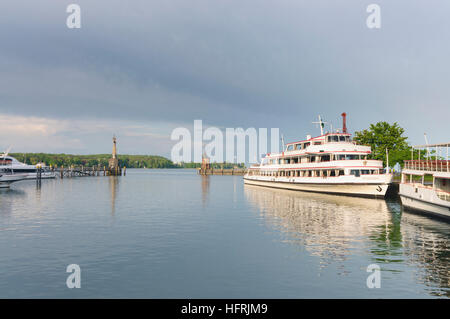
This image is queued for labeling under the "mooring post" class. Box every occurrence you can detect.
[36,166,42,186]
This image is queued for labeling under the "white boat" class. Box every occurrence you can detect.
[0,171,28,188]
[0,154,56,180]
[399,143,450,220]
[244,113,393,198]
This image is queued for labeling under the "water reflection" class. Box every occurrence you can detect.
[0,188,26,218]
[109,176,119,216]
[396,210,450,297]
[201,175,210,206]
[244,185,450,296]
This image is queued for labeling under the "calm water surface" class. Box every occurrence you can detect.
[0,169,449,298]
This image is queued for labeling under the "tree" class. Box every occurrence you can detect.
[354,122,410,167]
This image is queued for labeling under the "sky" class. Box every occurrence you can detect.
[0,0,449,159]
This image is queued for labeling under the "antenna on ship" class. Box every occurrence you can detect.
[1,145,12,158]
[312,115,327,136]
[281,134,285,152]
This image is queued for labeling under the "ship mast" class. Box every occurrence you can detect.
[312,115,327,136]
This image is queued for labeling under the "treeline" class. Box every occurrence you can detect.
[9,153,246,169]
[353,121,438,167]
[10,153,176,168]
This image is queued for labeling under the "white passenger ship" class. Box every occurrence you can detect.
[399,143,450,219]
[244,114,393,198]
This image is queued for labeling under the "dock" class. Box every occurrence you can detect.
[197,153,246,176]
[53,165,126,178]
[197,168,246,175]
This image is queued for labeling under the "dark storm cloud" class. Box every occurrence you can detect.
[0,0,449,147]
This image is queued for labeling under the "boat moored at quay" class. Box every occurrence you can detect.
[0,171,28,188]
[399,143,450,219]
[244,113,393,198]
[0,153,56,180]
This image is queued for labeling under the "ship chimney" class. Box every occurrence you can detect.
[341,112,347,133]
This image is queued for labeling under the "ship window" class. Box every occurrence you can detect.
[346,155,359,160]
[339,136,346,142]
[304,142,310,148]
[287,145,294,151]
[361,170,370,175]
[321,155,330,162]
[350,170,360,177]
[295,144,302,150]
[339,170,345,176]
[0,159,12,165]
[314,142,322,145]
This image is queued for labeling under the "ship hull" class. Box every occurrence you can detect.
[23,172,56,180]
[0,174,27,188]
[399,183,450,220]
[243,177,391,198]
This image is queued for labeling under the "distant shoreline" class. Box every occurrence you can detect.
[8,153,246,169]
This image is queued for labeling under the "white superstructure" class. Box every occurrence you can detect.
[244,114,393,198]
[399,143,450,219]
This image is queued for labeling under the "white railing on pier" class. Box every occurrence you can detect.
[404,160,450,172]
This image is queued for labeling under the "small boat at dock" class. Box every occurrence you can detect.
[244,113,393,198]
[0,153,56,180]
[399,143,450,219]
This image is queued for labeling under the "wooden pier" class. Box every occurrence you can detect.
[197,153,246,176]
[53,166,126,178]
[50,136,126,178]
[197,168,246,176]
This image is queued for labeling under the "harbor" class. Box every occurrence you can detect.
[1,168,449,298]
[1,120,448,298]
[1,0,450,302]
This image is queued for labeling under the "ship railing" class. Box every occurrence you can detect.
[404,160,450,172]
[436,191,450,202]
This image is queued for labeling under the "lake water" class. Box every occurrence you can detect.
[0,169,449,298]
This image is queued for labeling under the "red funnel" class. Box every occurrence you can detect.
[341,112,347,133]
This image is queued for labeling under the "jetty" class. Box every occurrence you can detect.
[197,155,246,175]
[48,136,126,179]
[53,165,123,178]
[197,168,246,175]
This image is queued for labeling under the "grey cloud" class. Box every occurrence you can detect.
[0,0,449,150]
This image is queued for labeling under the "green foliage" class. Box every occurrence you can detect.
[9,153,177,168]
[354,122,411,167]
[8,153,246,169]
